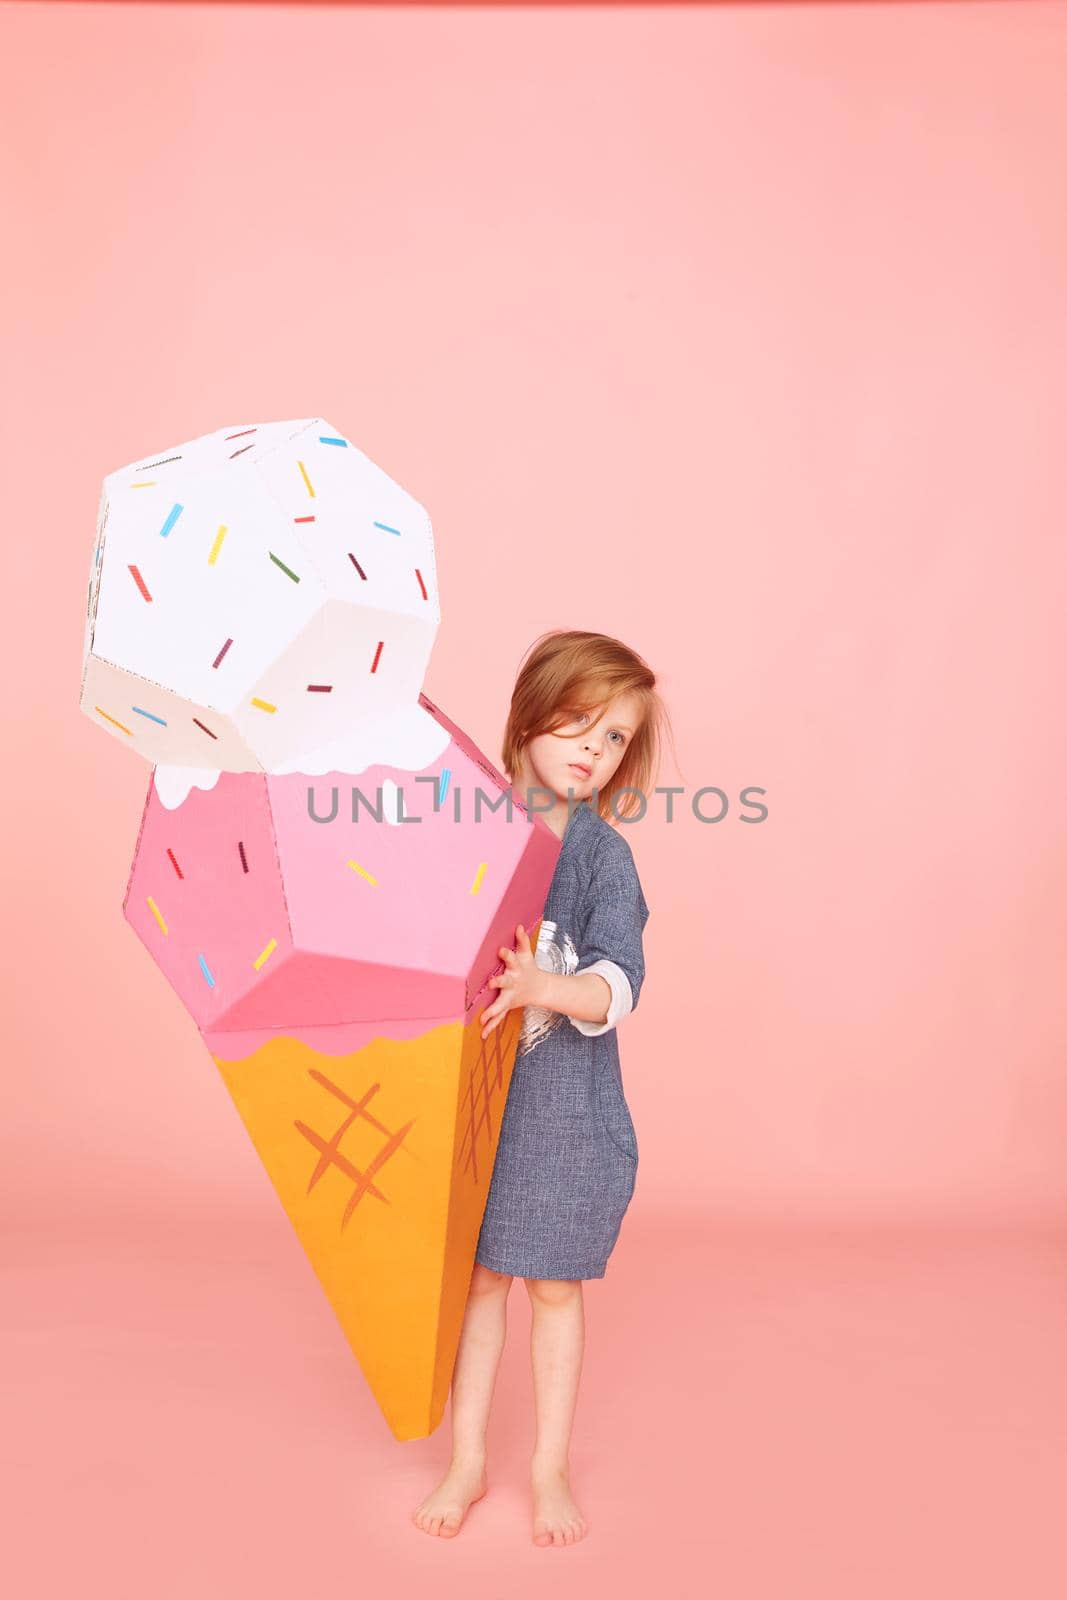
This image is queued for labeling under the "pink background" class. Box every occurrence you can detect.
[5,2,1067,1595]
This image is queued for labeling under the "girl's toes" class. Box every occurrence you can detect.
[440,1515,461,1539]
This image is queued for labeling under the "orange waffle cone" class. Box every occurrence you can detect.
[210,985,529,1440]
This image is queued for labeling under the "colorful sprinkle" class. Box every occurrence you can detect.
[347,860,378,886]
[415,568,428,600]
[438,768,451,804]
[307,684,332,693]
[370,640,383,673]
[469,863,488,895]
[269,552,300,582]
[238,841,248,874]
[159,504,184,538]
[348,553,367,580]
[166,848,184,879]
[132,706,167,726]
[95,707,133,736]
[252,937,277,971]
[192,717,218,740]
[139,455,182,470]
[129,481,156,489]
[250,697,276,714]
[319,436,347,447]
[294,515,315,524]
[373,520,401,536]
[212,638,233,669]
[230,443,254,460]
[298,460,315,497]
[128,564,152,602]
[147,896,168,934]
[225,428,257,440]
[198,954,216,987]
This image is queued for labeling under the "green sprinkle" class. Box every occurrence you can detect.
[268,552,300,583]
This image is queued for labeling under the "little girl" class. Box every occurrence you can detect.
[413,628,667,1547]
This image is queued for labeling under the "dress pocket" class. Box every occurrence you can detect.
[596,1071,638,1164]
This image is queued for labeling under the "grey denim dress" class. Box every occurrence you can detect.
[475,800,650,1281]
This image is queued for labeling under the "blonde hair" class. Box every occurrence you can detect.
[502,629,675,823]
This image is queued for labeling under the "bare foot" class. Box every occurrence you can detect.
[412,1459,488,1538]
[531,1463,587,1547]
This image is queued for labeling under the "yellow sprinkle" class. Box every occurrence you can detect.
[347,860,378,886]
[146,896,168,935]
[129,481,156,489]
[250,697,276,713]
[207,525,227,564]
[297,459,315,497]
[469,862,488,895]
[95,706,133,736]
[252,937,277,970]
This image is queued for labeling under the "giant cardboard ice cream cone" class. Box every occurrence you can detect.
[82,419,562,1437]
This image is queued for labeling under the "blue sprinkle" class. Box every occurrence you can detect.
[373,520,401,536]
[198,955,216,988]
[439,768,451,804]
[159,503,184,538]
[132,706,167,726]
[319,436,348,447]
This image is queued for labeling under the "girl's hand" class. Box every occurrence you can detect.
[479,924,544,1041]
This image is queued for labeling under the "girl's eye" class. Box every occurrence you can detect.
[567,711,624,744]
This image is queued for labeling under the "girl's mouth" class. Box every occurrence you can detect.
[569,763,592,779]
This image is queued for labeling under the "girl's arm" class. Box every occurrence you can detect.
[479,837,649,1041]
[541,834,650,1035]
[531,967,616,1026]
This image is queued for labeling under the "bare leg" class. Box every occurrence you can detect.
[412,1263,512,1537]
[525,1276,588,1547]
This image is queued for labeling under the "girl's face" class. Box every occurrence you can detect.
[517,690,642,805]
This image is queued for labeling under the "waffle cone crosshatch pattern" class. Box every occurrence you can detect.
[82,418,562,1438]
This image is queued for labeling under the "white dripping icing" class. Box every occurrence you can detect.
[151,701,453,812]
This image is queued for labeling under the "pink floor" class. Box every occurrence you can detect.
[7,1205,1067,1598]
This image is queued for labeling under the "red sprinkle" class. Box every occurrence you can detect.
[370,640,384,673]
[348,553,367,580]
[238,841,248,874]
[212,638,233,669]
[415,568,428,600]
[128,564,152,602]
[166,848,184,879]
